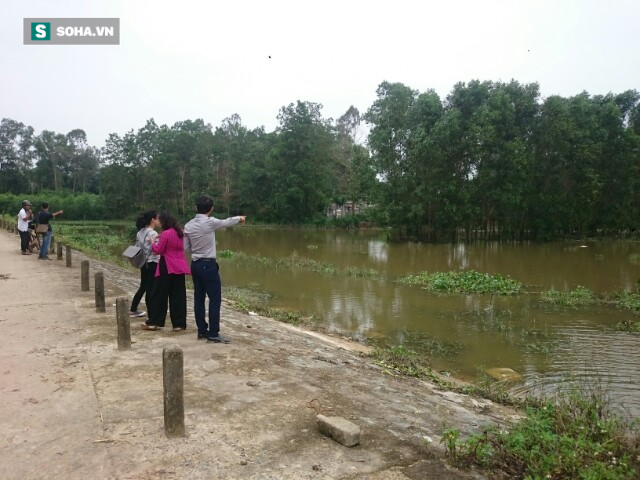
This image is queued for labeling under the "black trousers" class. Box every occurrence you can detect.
[19,230,30,252]
[147,258,186,329]
[130,261,157,312]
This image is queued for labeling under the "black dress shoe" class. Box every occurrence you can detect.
[207,335,230,344]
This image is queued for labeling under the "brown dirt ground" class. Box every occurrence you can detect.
[0,228,521,479]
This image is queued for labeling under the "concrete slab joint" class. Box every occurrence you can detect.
[316,414,361,447]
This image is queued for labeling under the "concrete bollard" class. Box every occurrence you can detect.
[115,297,131,350]
[163,345,185,437]
[66,245,72,268]
[57,243,63,260]
[95,272,106,313]
[81,260,90,291]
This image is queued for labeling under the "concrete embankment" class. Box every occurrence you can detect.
[0,227,517,479]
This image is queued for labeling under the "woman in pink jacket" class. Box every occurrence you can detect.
[142,211,191,331]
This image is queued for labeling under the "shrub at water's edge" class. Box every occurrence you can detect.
[442,386,640,479]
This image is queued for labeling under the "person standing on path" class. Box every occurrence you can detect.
[143,211,190,332]
[183,195,246,343]
[129,210,160,318]
[17,200,33,255]
[36,202,63,260]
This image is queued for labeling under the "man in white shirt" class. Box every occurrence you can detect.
[183,195,246,343]
[17,200,33,255]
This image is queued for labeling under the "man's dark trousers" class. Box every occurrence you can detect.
[191,259,222,338]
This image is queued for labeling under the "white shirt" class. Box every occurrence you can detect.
[183,213,242,260]
[17,208,30,232]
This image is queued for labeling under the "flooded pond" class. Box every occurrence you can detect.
[213,228,640,416]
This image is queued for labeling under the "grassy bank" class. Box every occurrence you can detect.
[442,387,640,479]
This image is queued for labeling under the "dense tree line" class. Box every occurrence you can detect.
[366,81,640,240]
[1,80,639,240]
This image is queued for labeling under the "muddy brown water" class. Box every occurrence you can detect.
[123,227,640,417]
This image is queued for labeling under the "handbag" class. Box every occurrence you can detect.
[122,230,152,268]
[122,245,145,268]
[36,224,49,233]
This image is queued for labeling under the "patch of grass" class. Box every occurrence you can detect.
[369,345,431,377]
[367,346,523,406]
[218,250,380,278]
[396,329,463,358]
[610,291,640,314]
[453,307,515,333]
[540,285,597,306]
[223,286,318,327]
[398,270,523,295]
[443,387,640,479]
[614,320,640,332]
[51,223,130,264]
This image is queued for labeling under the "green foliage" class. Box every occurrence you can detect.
[443,389,640,479]
[611,291,640,314]
[540,285,597,306]
[0,192,108,220]
[49,222,130,264]
[223,286,317,327]
[369,345,431,377]
[394,329,463,358]
[614,320,640,332]
[398,270,523,295]
[4,81,640,237]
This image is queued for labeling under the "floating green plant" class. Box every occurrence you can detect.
[540,285,596,306]
[398,270,523,295]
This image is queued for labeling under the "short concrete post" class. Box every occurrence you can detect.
[65,245,72,268]
[50,235,55,254]
[163,345,185,437]
[57,243,63,260]
[116,297,131,350]
[95,272,106,313]
[81,260,90,291]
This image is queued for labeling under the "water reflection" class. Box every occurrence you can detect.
[367,240,388,263]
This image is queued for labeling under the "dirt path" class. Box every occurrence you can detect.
[0,229,519,479]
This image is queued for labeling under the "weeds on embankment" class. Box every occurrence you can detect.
[368,344,640,479]
[441,386,640,479]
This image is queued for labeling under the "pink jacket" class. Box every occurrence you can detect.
[151,228,191,277]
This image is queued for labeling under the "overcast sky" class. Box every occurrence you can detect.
[2,0,639,148]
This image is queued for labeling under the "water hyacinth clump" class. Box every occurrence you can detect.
[398,270,523,295]
[611,291,640,314]
[540,285,597,306]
